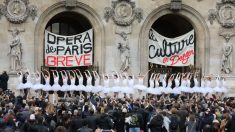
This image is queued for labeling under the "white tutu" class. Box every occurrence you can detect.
[172,87,181,94]
[61,85,69,92]
[17,83,25,90]
[180,86,190,93]
[91,85,103,93]
[33,83,44,90]
[188,87,194,93]
[23,82,33,89]
[164,87,173,94]
[84,85,93,92]
[77,85,86,92]
[192,86,200,93]
[213,87,222,93]
[221,87,228,93]
[121,86,134,94]
[69,85,77,91]
[102,86,111,94]
[51,84,62,91]
[205,87,213,94]
[43,84,52,91]
[133,84,147,92]
[111,86,122,93]
[147,87,161,95]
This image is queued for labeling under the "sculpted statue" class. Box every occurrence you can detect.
[221,42,232,74]
[8,29,22,71]
[117,32,130,71]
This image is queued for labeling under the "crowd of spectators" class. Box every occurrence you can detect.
[0,87,234,132]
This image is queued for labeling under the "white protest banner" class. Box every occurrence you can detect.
[149,28,194,66]
[44,29,93,67]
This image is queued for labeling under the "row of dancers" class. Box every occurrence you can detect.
[16,69,228,98]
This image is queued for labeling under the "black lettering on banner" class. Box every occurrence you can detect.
[64,46,72,55]
[57,36,65,45]
[47,33,56,44]
[74,35,82,43]
[83,43,92,53]
[66,37,73,45]
[45,45,57,54]
[149,45,165,59]
[149,32,194,58]
[72,45,79,55]
[83,32,91,43]
[57,46,65,54]
[149,29,158,42]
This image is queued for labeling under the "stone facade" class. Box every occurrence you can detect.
[0,0,235,96]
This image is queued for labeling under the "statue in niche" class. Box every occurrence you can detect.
[117,32,130,71]
[221,39,233,74]
[8,29,22,71]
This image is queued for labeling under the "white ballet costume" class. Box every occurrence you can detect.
[52,77,61,91]
[17,74,24,90]
[193,78,200,93]
[205,80,213,94]
[43,78,51,91]
[33,75,44,91]
[187,79,193,93]
[127,78,135,94]
[147,79,155,94]
[112,78,121,93]
[93,78,103,93]
[165,81,173,94]
[172,78,181,94]
[121,78,131,94]
[221,79,228,93]
[214,78,222,93]
[160,79,167,94]
[78,77,85,92]
[102,79,110,94]
[179,80,187,93]
[61,78,68,92]
[200,79,207,94]
[85,77,93,92]
[133,78,147,92]
[70,78,77,91]
[23,74,33,89]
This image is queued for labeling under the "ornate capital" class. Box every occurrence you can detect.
[0,0,37,24]
[208,0,235,28]
[104,0,143,26]
[170,0,182,11]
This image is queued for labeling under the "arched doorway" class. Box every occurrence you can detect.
[150,14,195,74]
[139,4,210,85]
[34,1,105,74]
[34,2,105,96]
[44,12,93,86]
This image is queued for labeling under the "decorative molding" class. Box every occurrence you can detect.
[0,0,37,24]
[208,0,235,28]
[65,0,77,9]
[104,0,143,26]
[219,27,235,42]
[170,0,182,11]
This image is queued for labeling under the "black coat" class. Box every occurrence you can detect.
[0,72,9,91]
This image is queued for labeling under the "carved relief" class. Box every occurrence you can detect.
[208,0,235,28]
[0,0,37,24]
[65,0,77,9]
[170,0,182,11]
[104,0,143,26]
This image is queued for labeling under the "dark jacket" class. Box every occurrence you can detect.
[177,108,189,130]
[225,114,235,132]
[0,72,9,91]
